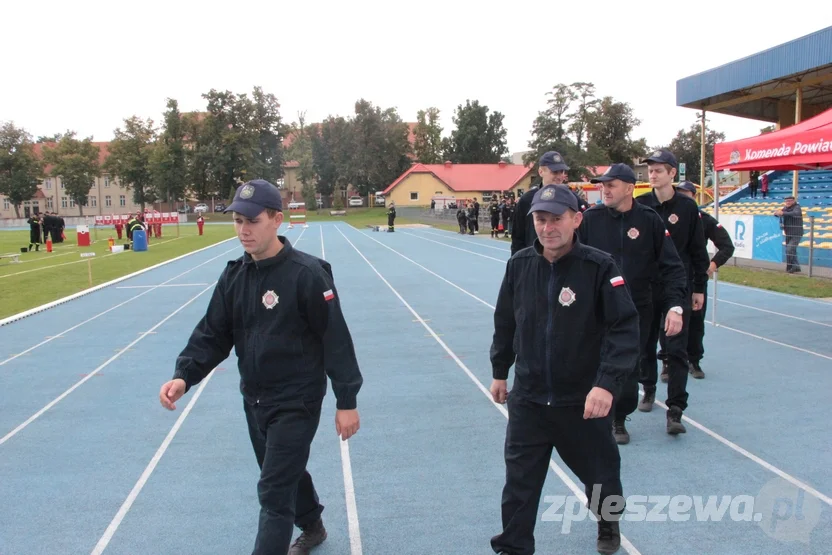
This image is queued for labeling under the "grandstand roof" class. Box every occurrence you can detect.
[676,26,832,121]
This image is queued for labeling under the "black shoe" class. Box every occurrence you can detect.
[689,361,705,379]
[597,520,621,554]
[612,418,630,445]
[638,390,655,412]
[666,406,686,435]
[288,518,327,555]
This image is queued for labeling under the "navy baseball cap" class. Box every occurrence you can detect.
[539,151,569,172]
[642,148,678,168]
[590,163,637,185]
[528,184,579,216]
[676,181,697,194]
[224,179,283,218]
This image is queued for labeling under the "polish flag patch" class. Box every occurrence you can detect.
[610,276,625,287]
[665,229,670,236]
[323,289,335,301]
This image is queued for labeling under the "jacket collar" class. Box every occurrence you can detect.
[533,232,583,263]
[242,236,293,269]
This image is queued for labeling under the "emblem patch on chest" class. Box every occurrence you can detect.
[627,227,639,239]
[668,214,679,224]
[262,290,279,309]
[559,287,576,307]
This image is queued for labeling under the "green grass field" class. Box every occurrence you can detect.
[3,209,829,320]
[0,224,236,320]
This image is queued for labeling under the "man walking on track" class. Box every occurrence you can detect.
[489,183,640,555]
[158,178,364,555]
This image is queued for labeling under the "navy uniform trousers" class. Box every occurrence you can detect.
[640,286,690,412]
[244,398,325,555]
[614,300,654,419]
[490,394,623,555]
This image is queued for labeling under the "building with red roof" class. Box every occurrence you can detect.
[382,161,535,207]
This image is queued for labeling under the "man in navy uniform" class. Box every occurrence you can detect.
[490,184,640,555]
[159,179,363,555]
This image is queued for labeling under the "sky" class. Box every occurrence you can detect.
[2,1,827,158]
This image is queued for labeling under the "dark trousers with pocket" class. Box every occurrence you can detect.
[615,300,654,420]
[244,398,325,555]
[687,283,707,364]
[640,288,690,412]
[490,395,623,555]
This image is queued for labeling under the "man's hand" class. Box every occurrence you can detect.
[692,293,705,311]
[706,261,718,278]
[336,409,360,441]
[665,311,683,336]
[490,379,508,404]
[584,387,613,419]
[159,378,186,410]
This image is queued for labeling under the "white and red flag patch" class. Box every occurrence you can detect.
[610,276,625,287]
[323,289,335,301]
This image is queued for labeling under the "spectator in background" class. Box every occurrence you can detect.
[749,171,759,198]
[761,173,769,199]
[775,196,803,274]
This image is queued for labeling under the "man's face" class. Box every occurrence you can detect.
[532,209,582,251]
[539,166,568,185]
[784,198,795,208]
[234,210,283,258]
[648,163,675,188]
[601,179,634,210]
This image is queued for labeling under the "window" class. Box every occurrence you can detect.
[119,195,126,207]
[61,197,68,208]
[47,198,53,209]
[410,191,419,201]
[90,196,97,207]
[44,178,52,190]
[61,181,65,189]
[3,198,9,210]
[105,195,112,207]
[69,198,76,208]
[104,176,110,188]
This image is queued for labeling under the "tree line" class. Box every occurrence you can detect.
[1,83,724,217]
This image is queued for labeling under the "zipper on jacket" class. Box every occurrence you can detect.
[545,263,556,406]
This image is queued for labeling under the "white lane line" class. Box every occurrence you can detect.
[639,389,832,507]
[323,224,363,555]
[707,296,832,328]
[343,224,832,510]
[409,228,512,252]
[0,245,239,367]
[708,321,832,362]
[0,282,216,446]
[398,231,506,263]
[116,283,211,289]
[337,224,641,555]
[90,369,217,555]
[719,280,832,306]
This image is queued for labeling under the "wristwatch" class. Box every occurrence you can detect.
[669,306,683,315]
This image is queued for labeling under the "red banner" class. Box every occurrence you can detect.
[714,107,832,171]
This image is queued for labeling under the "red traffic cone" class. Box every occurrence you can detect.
[46,238,53,253]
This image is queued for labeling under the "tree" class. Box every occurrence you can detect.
[248,86,285,184]
[446,100,508,163]
[413,107,443,163]
[587,96,647,164]
[149,98,187,205]
[104,116,157,212]
[568,82,598,150]
[41,132,101,216]
[662,114,726,184]
[0,122,43,218]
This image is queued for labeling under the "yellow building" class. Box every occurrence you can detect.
[381,161,535,206]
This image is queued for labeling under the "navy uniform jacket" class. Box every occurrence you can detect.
[173,237,363,410]
[491,236,640,406]
[577,202,687,310]
[636,190,709,294]
[700,211,735,268]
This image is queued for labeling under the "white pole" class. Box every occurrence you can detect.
[712,164,719,326]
